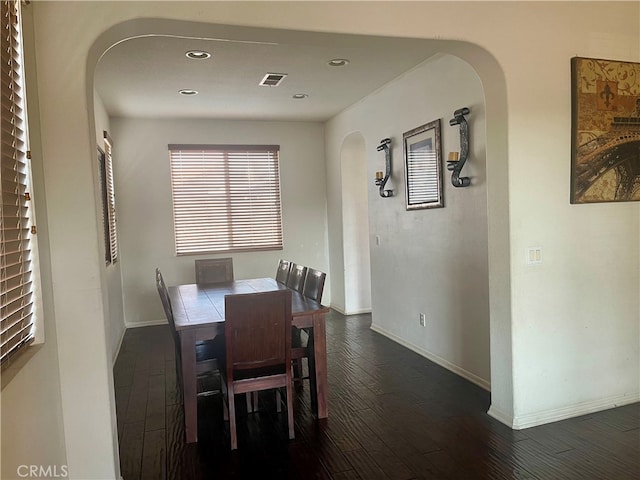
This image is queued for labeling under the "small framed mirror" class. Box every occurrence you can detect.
[403,118,443,210]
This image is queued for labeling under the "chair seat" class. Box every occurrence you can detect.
[222,364,286,381]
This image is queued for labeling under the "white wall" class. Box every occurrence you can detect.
[328,54,491,386]
[110,118,330,326]
[93,93,126,362]
[4,2,637,478]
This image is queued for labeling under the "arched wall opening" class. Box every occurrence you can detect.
[84,19,511,476]
[328,52,493,395]
[339,132,371,315]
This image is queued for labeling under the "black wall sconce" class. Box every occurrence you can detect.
[375,137,393,198]
[447,107,471,187]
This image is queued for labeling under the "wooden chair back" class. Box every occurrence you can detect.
[286,263,307,292]
[155,268,178,342]
[302,267,326,303]
[195,258,234,284]
[275,259,292,284]
[225,290,292,372]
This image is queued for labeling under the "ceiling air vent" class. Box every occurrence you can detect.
[259,73,287,87]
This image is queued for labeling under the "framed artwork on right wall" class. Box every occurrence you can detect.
[570,57,640,204]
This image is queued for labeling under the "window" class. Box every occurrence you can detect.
[1,0,37,366]
[97,147,110,264]
[168,144,283,255]
[102,132,118,264]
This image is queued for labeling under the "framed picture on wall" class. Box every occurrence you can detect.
[403,118,443,210]
[571,57,640,203]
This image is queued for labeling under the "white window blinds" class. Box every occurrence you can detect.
[103,132,118,263]
[169,145,283,255]
[1,0,35,365]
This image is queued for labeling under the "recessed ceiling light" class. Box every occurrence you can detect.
[185,50,211,60]
[292,93,309,99]
[327,58,350,67]
[178,89,198,96]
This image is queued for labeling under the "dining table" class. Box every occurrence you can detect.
[168,277,331,443]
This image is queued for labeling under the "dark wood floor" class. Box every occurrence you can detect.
[113,311,640,479]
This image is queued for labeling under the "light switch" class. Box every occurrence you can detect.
[527,247,542,265]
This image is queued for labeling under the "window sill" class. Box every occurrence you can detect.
[1,343,45,391]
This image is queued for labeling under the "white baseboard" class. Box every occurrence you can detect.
[330,304,346,315]
[487,404,514,428]
[331,305,372,316]
[111,327,126,367]
[125,318,168,329]
[510,392,640,430]
[370,323,490,391]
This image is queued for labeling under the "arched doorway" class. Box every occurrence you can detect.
[340,132,371,314]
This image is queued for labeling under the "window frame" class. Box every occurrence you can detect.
[168,144,284,256]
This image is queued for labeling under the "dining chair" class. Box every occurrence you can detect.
[156,268,221,400]
[286,263,307,292]
[286,262,308,383]
[222,289,295,450]
[275,259,292,284]
[195,257,234,284]
[302,267,326,303]
[292,267,326,385]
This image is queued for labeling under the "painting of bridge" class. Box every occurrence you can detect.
[571,57,640,204]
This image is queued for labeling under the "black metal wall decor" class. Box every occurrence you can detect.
[447,107,471,187]
[375,137,394,198]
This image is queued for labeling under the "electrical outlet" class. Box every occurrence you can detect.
[419,313,426,327]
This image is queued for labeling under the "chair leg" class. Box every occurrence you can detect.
[293,359,303,386]
[276,389,282,413]
[228,385,238,450]
[221,377,229,421]
[292,327,303,386]
[286,379,295,440]
[175,348,184,403]
[246,393,253,413]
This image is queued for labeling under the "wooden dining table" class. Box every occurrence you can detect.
[168,277,330,443]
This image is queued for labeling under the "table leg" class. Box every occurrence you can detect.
[180,329,198,443]
[311,312,328,418]
[307,328,317,412]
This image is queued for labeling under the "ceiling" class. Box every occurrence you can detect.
[94,29,438,122]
